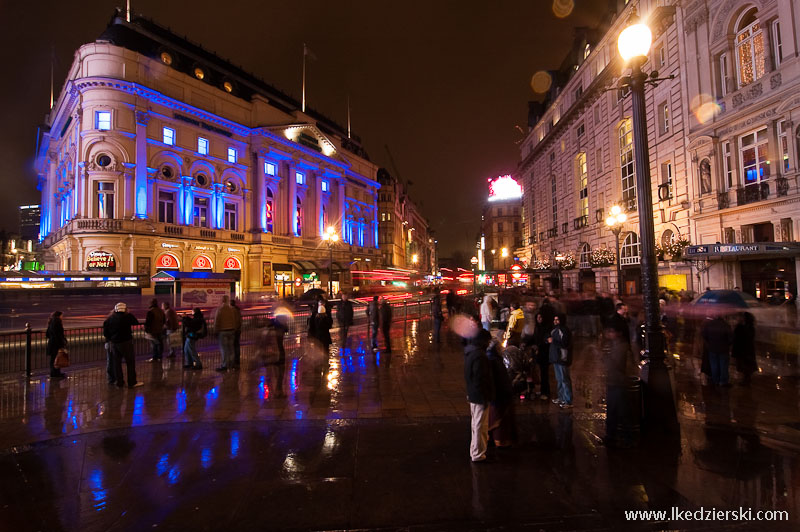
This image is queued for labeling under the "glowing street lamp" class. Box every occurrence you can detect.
[470,256,478,293]
[322,226,339,296]
[501,247,509,287]
[605,205,627,296]
[617,11,678,432]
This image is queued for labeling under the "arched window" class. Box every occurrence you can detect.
[619,119,636,211]
[621,232,640,265]
[295,195,302,237]
[266,188,274,233]
[735,9,765,88]
[579,243,591,269]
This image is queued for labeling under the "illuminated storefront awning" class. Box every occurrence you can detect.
[291,260,319,271]
[685,242,800,259]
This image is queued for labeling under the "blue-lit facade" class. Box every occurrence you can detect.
[36,13,381,295]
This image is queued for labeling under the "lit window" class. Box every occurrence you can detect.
[265,162,276,176]
[619,119,636,211]
[577,152,588,218]
[739,128,769,185]
[779,120,790,173]
[227,147,237,164]
[95,111,111,131]
[224,202,237,231]
[163,127,175,146]
[661,161,673,200]
[772,20,783,68]
[321,180,329,193]
[659,103,670,135]
[198,137,209,155]
[719,53,729,96]
[295,196,303,236]
[296,172,305,185]
[583,43,591,59]
[621,233,641,265]
[381,212,386,221]
[735,9,765,88]
[266,189,274,233]
[387,213,391,221]
[193,196,208,227]
[551,175,558,227]
[723,141,734,189]
[158,190,175,224]
[96,182,114,219]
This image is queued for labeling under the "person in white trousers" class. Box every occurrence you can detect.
[464,328,494,462]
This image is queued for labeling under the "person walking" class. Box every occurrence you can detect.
[162,301,180,358]
[380,297,393,352]
[337,293,354,346]
[548,314,573,409]
[45,311,68,380]
[231,299,243,368]
[480,295,494,331]
[367,296,380,351]
[732,312,757,385]
[607,302,632,345]
[464,328,494,462]
[214,295,238,372]
[313,302,333,355]
[701,314,733,386]
[602,323,635,446]
[503,302,525,347]
[431,289,444,344]
[103,302,142,388]
[182,308,206,370]
[144,298,166,362]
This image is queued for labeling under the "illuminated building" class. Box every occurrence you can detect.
[518,2,692,295]
[19,205,41,242]
[480,175,523,272]
[376,168,435,275]
[35,11,381,297]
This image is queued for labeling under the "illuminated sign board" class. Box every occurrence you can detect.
[223,257,242,270]
[86,250,116,271]
[156,253,179,269]
[192,255,213,270]
[488,175,522,202]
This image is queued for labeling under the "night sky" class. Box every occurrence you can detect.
[0,0,608,257]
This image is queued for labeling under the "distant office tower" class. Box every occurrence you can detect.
[19,205,40,241]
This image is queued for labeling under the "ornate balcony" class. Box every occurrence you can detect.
[736,182,769,206]
[561,222,569,234]
[657,182,673,202]
[717,191,730,210]
[547,227,558,238]
[573,215,588,230]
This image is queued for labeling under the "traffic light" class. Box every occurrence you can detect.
[294,277,301,288]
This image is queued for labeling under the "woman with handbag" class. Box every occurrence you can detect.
[46,311,68,379]
[548,314,573,409]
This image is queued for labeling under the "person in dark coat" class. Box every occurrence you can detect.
[313,302,333,355]
[45,311,67,379]
[446,290,457,318]
[431,290,444,344]
[464,328,494,462]
[103,302,142,388]
[367,296,380,350]
[701,315,733,386]
[732,312,757,385]
[181,308,206,370]
[532,312,551,400]
[144,298,166,362]
[379,298,393,352]
[231,299,243,368]
[603,323,635,446]
[487,339,517,447]
[548,314,573,408]
[162,301,180,358]
[607,303,631,345]
[337,293,354,346]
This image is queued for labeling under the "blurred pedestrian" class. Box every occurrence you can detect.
[367,296,380,351]
[701,314,733,386]
[380,297,393,352]
[103,302,142,388]
[503,302,524,347]
[214,295,238,372]
[732,312,757,385]
[487,338,517,447]
[144,298,166,362]
[313,301,333,355]
[182,308,206,370]
[231,299,243,368]
[431,289,444,344]
[45,310,67,380]
[607,303,631,345]
[162,301,180,358]
[338,293,354,346]
[548,314,573,409]
[602,323,635,446]
[785,293,798,328]
[480,294,494,331]
[532,312,551,401]
[446,290,457,318]
[464,328,494,462]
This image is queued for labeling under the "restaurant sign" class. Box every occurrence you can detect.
[685,243,800,257]
[86,250,116,271]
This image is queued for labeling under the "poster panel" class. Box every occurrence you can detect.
[262,261,272,287]
[181,283,230,307]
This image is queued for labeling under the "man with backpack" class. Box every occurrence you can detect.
[103,302,142,388]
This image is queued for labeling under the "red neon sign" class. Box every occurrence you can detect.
[157,253,179,269]
[223,256,241,270]
[192,255,212,270]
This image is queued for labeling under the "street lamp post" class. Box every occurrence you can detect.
[470,256,478,294]
[501,247,509,287]
[322,226,339,296]
[605,205,627,296]
[618,14,678,431]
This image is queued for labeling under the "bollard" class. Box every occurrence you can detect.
[25,323,32,379]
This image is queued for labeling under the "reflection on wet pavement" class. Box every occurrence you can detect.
[0,318,798,530]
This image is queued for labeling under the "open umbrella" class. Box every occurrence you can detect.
[693,290,760,308]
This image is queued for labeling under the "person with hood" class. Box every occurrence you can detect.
[488,339,517,447]
[367,296,380,351]
[313,302,333,355]
[479,294,494,331]
[732,312,757,384]
[548,314,573,408]
[214,295,238,372]
[103,302,142,388]
[162,301,180,358]
[503,302,525,347]
[45,310,67,380]
[380,297,393,352]
[144,298,166,362]
[464,327,495,462]
[337,293,354,346]
[182,308,206,370]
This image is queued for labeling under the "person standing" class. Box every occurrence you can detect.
[313,302,333,355]
[732,312,757,385]
[602,323,635,446]
[45,311,67,380]
[701,314,733,386]
[548,314,573,409]
[503,302,525,347]
[532,312,551,401]
[103,302,142,388]
[231,299,243,368]
[367,296,380,351]
[480,295,494,331]
[380,297,393,352]
[338,293,354,346]
[214,295,238,372]
[607,302,632,345]
[446,290,457,318]
[464,328,494,462]
[144,298,166,362]
[431,290,444,344]
[162,301,180,358]
[487,338,517,447]
[182,308,206,370]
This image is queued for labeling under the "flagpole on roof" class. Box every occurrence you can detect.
[126,0,131,22]
[347,94,351,139]
[302,43,307,112]
[49,47,54,109]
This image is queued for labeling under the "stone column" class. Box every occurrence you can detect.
[134,110,150,219]
[337,178,346,238]
[315,172,323,236]
[287,161,297,236]
[255,152,266,232]
[241,188,251,233]
[123,164,136,219]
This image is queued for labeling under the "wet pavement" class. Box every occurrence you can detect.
[1,317,799,531]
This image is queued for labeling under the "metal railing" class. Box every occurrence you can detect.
[0,297,439,377]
